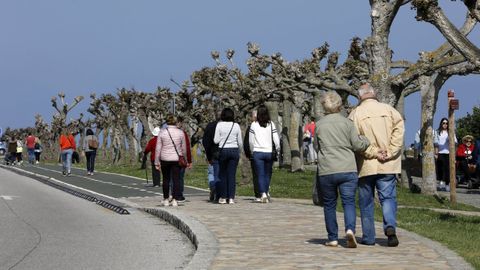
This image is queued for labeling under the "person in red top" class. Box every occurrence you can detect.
[59,128,76,176]
[303,117,317,164]
[25,133,36,164]
[143,127,161,187]
[456,135,475,185]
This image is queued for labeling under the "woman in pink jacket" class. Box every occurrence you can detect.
[155,115,188,207]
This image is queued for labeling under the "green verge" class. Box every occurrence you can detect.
[93,163,480,269]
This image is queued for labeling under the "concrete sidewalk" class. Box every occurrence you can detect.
[128,196,472,270]
[1,165,473,269]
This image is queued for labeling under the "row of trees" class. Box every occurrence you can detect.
[2,1,480,195]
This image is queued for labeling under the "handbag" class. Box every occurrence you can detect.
[88,138,99,150]
[271,123,278,162]
[213,123,234,160]
[166,128,188,168]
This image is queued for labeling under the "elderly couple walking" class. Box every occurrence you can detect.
[317,83,404,248]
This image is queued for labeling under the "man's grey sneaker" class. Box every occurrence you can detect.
[386,226,399,247]
[346,229,357,248]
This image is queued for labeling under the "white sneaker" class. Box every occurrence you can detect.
[218,198,227,204]
[228,198,235,204]
[168,195,173,202]
[253,197,262,202]
[325,240,338,247]
[171,199,178,207]
[163,199,170,207]
[346,229,357,248]
[261,193,269,203]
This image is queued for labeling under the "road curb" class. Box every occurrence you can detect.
[143,207,218,270]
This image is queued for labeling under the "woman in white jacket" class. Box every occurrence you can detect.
[249,105,280,203]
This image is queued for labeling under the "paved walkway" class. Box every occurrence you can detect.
[1,165,474,270]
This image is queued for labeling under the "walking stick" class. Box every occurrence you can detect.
[145,160,149,185]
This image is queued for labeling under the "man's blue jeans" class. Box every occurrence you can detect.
[252,152,273,194]
[61,149,73,173]
[358,174,397,244]
[207,160,220,190]
[218,148,239,199]
[27,148,35,164]
[319,172,358,241]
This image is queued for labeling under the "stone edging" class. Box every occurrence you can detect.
[143,208,218,270]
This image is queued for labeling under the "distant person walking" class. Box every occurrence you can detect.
[7,137,17,165]
[316,91,370,248]
[83,128,99,175]
[202,112,221,202]
[25,132,36,164]
[303,117,317,164]
[214,108,243,204]
[34,137,42,164]
[144,127,161,187]
[59,128,76,176]
[244,109,261,201]
[16,138,24,165]
[349,83,404,247]
[435,117,457,190]
[248,105,280,203]
[155,115,188,207]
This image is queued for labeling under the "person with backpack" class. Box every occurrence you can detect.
[59,127,76,176]
[83,128,99,175]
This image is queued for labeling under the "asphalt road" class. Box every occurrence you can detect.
[0,168,194,270]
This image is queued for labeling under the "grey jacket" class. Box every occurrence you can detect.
[316,113,370,176]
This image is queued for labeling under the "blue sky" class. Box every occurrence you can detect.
[1,1,479,144]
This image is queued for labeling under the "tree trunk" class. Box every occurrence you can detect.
[266,101,280,167]
[419,75,440,195]
[290,94,303,172]
[282,100,292,166]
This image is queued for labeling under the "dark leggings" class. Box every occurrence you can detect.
[85,150,97,172]
[437,153,451,184]
[151,160,161,186]
[35,152,41,162]
[161,161,180,200]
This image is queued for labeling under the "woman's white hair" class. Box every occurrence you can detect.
[321,91,343,114]
[358,83,376,97]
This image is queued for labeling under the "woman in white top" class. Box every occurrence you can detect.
[434,117,457,188]
[249,105,280,203]
[213,108,243,204]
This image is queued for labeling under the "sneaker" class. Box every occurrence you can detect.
[168,195,173,202]
[325,240,338,247]
[261,193,269,203]
[177,196,186,203]
[228,198,235,204]
[171,199,178,207]
[218,198,227,204]
[346,229,357,248]
[66,172,71,177]
[62,171,67,176]
[90,172,94,176]
[87,172,91,175]
[253,197,262,202]
[163,199,170,207]
[386,226,399,247]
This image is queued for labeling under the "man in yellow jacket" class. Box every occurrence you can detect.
[349,83,404,247]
